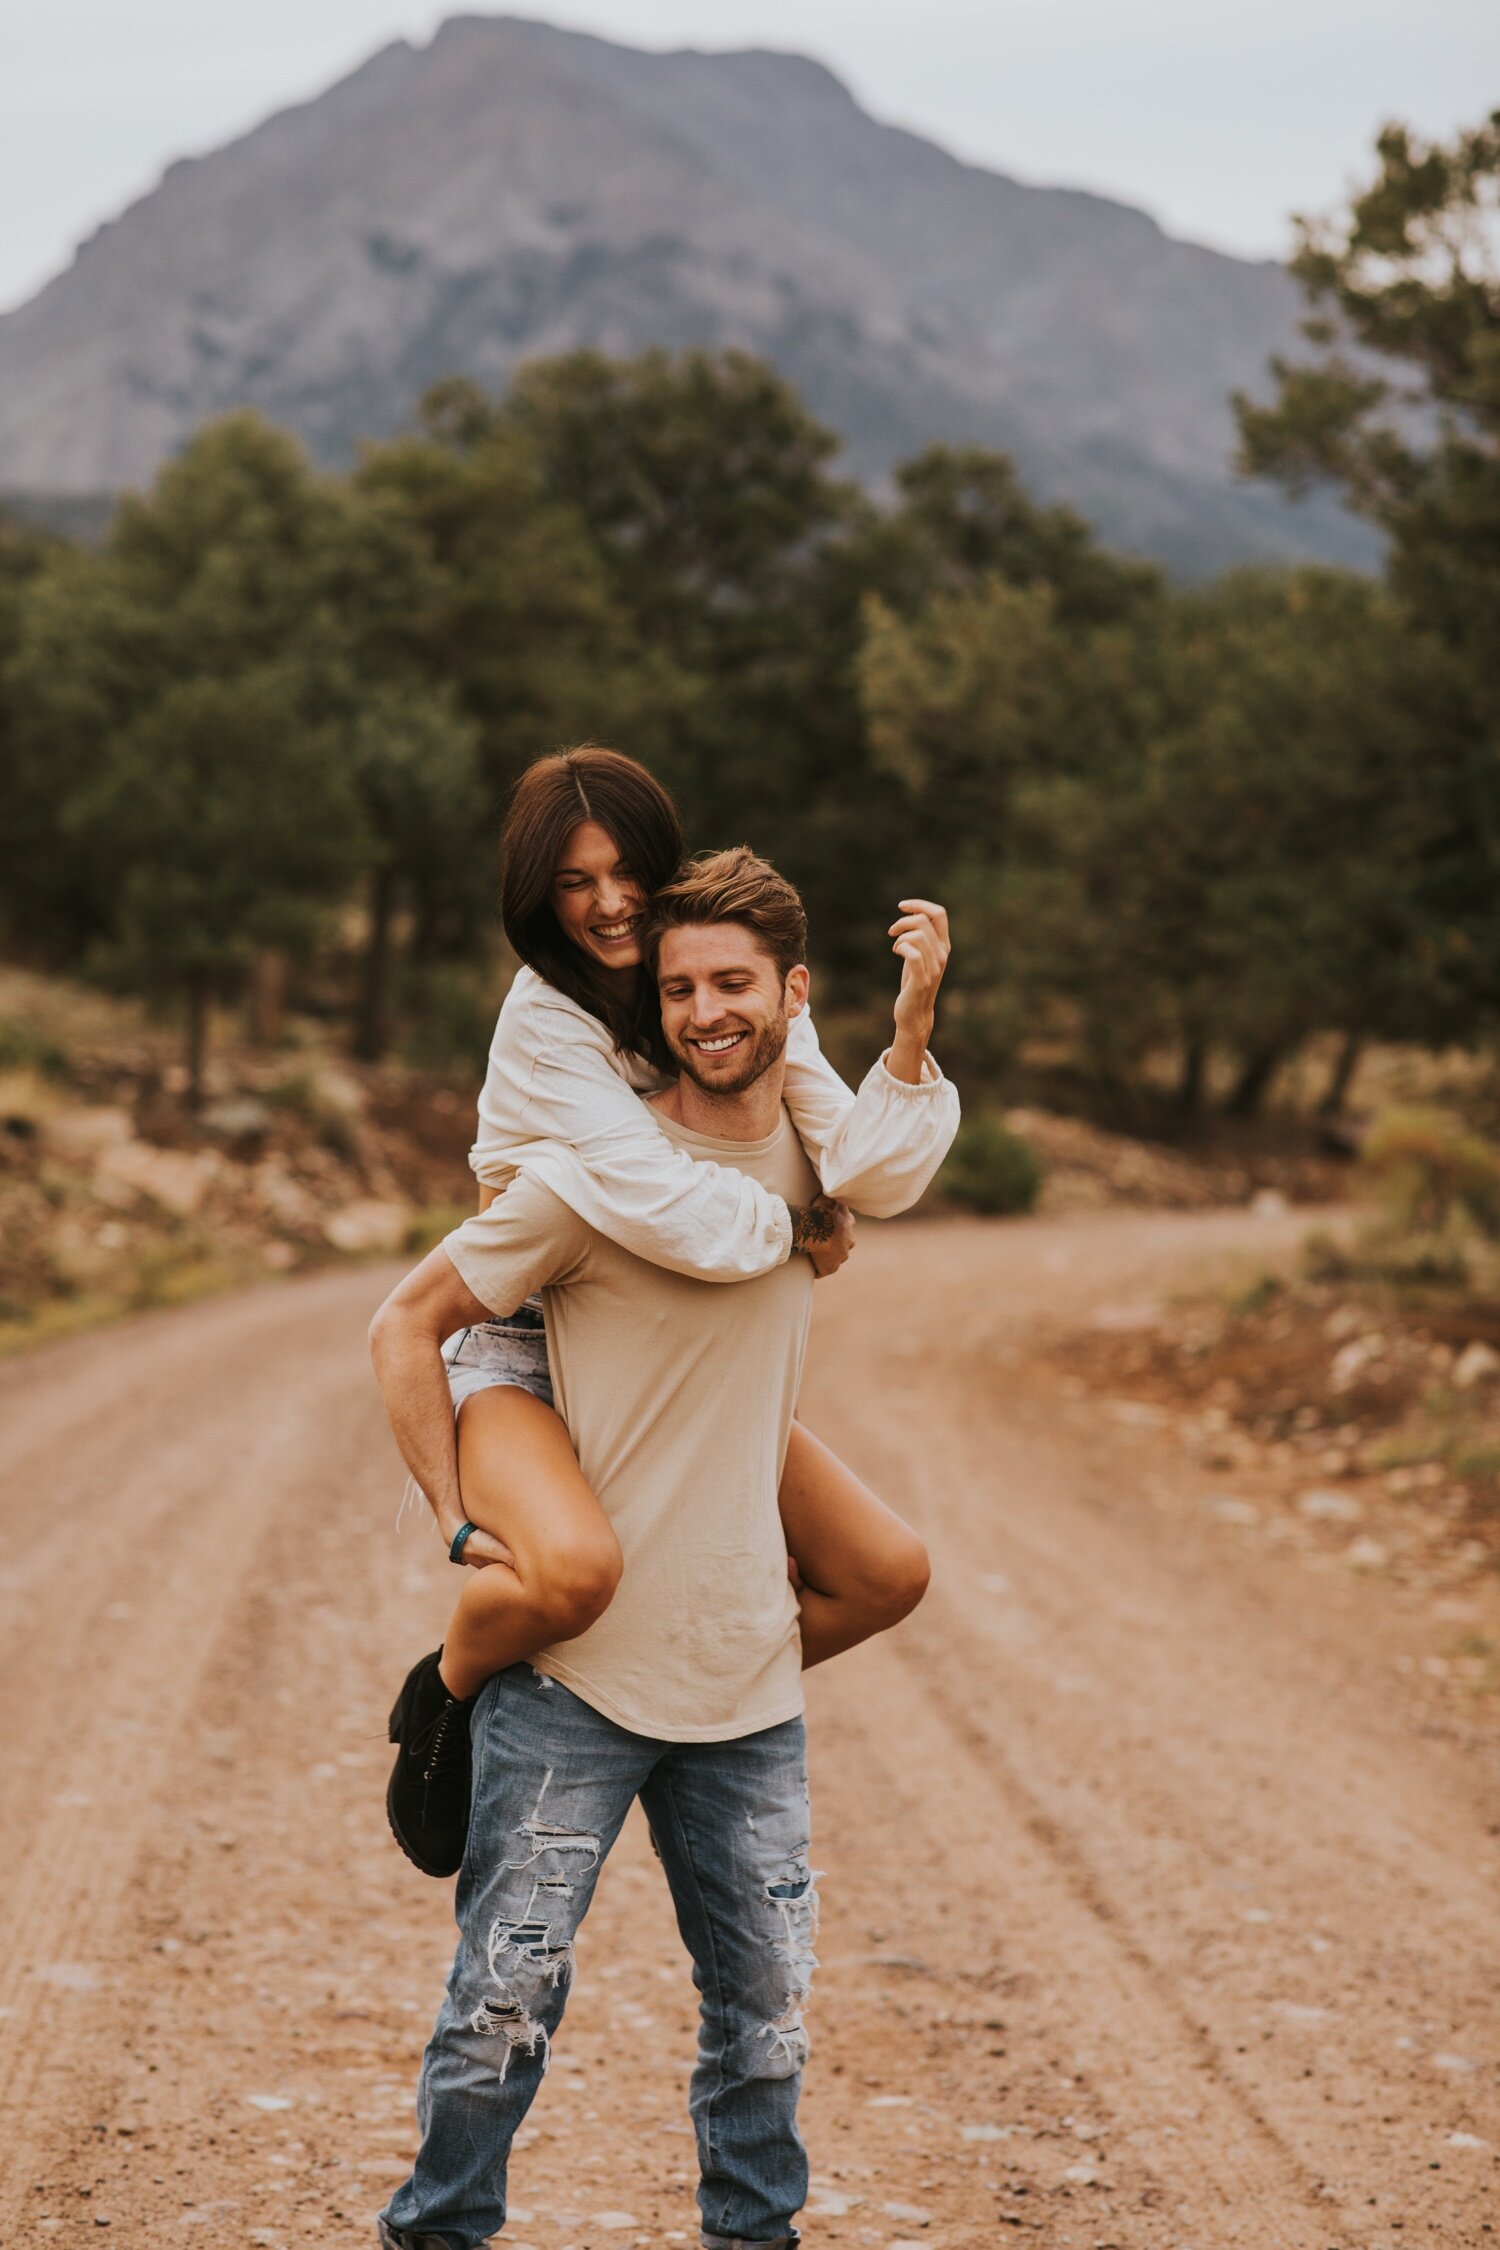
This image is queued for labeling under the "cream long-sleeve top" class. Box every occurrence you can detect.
[468,966,960,1283]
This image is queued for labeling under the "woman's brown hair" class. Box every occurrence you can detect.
[500,745,685,1063]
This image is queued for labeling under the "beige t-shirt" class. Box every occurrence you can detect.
[444,1102,819,1742]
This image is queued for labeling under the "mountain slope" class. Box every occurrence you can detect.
[0,14,1368,575]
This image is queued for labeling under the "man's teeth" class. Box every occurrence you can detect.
[695,1032,745,1053]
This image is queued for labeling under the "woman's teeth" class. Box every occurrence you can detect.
[592,916,641,941]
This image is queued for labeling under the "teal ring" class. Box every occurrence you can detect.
[448,1520,479,1564]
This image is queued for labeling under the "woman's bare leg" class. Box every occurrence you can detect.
[778,1420,930,1669]
[437,1387,622,1700]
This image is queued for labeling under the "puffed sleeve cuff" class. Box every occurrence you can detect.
[872,1049,950,1094]
[813,1051,961,1216]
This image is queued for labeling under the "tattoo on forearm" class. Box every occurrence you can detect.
[789,1203,836,1252]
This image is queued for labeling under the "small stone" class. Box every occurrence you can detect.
[43,1105,133,1157]
[1205,1495,1259,1526]
[1448,2132,1489,2149]
[37,1963,99,1991]
[961,2123,1009,2140]
[94,1139,217,1216]
[1345,1535,1389,1571]
[592,2216,641,2230]
[245,2094,292,2111]
[1329,1335,1384,1389]
[882,2204,931,2225]
[1299,1487,1364,1523]
[200,1097,274,1147]
[1433,2052,1477,2073]
[1453,1341,1500,1389]
[1107,1398,1165,1427]
[323,1198,411,1255]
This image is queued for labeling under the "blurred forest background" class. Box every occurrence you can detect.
[2,109,1499,1341]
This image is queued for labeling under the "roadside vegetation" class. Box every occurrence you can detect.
[1068,1098,1500,1621]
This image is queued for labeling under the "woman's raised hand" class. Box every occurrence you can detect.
[887,898,951,1082]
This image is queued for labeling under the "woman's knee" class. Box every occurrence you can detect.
[529,1529,623,1639]
[872,1529,930,1626]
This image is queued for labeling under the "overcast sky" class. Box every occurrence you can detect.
[4,0,1497,311]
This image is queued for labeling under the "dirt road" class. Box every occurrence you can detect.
[2,1209,1497,2250]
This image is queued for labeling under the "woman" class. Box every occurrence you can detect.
[387,745,955,1876]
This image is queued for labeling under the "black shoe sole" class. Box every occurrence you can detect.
[386,1658,465,1880]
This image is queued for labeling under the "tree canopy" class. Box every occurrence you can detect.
[1,300,1494,1114]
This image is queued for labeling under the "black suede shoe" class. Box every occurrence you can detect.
[386,1648,477,1878]
[376,2220,460,2249]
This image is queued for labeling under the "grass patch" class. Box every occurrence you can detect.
[0,1233,271,1359]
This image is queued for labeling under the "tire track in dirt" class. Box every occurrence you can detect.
[3,1214,1499,2249]
[801,1213,1500,2248]
[0,1277,391,2182]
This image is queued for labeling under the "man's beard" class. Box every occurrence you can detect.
[669,1011,789,1095]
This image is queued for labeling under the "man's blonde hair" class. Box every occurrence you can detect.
[645,847,808,982]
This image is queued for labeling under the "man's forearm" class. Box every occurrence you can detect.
[371,1316,467,1542]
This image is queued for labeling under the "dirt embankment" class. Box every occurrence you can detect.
[3,1205,1499,2250]
[0,968,478,1348]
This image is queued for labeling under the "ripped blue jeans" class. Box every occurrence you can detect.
[381,1665,817,2250]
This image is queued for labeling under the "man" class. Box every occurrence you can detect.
[370,850,957,2250]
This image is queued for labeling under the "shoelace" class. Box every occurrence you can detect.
[423,1702,468,1775]
[408,1697,470,1818]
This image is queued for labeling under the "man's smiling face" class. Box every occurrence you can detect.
[655,922,807,1096]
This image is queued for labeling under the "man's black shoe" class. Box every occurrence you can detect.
[376,2220,461,2249]
[386,1649,477,1878]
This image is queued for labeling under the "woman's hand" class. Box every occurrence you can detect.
[887,898,951,1083]
[790,1194,856,1277]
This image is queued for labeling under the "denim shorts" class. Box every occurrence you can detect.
[441,1301,554,1414]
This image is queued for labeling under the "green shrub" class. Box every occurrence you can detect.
[1229,1271,1285,1315]
[942,1116,1042,1216]
[0,1020,71,1079]
[1302,1228,1354,1283]
[1361,1106,1500,1239]
[1355,1224,1473,1287]
[1452,1440,1500,1490]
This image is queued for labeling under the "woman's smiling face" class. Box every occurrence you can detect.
[550,819,648,974]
